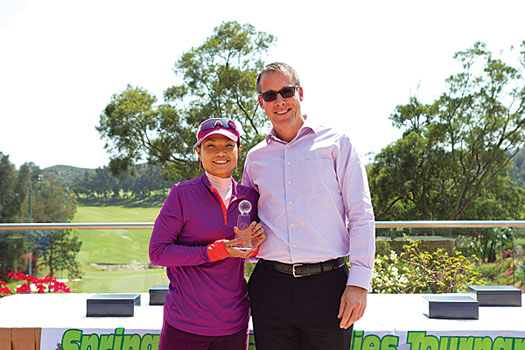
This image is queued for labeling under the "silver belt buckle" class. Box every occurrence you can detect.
[292,263,303,277]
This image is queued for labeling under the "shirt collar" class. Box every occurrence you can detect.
[265,116,318,144]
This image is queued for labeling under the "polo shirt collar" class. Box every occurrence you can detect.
[265,116,318,144]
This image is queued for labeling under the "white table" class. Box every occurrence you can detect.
[1,293,524,349]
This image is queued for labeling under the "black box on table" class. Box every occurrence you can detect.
[467,285,522,306]
[149,285,169,305]
[86,293,141,317]
[423,295,479,319]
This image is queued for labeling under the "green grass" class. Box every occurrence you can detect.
[72,205,161,265]
[73,204,162,223]
[75,227,153,265]
[70,269,169,293]
[68,204,167,292]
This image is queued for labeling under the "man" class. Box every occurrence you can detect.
[242,62,375,350]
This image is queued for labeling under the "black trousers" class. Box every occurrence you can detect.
[248,262,353,350]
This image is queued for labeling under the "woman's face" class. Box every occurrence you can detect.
[196,134,239,178]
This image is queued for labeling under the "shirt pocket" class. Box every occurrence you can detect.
[300,158,337,198]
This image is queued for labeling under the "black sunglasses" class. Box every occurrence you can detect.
[259,85,299,102]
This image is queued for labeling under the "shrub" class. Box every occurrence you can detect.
[474,247,523,287]
[373,235,485,293]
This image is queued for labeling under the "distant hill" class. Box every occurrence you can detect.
[42,150,524,189]
[42,163,168,185]
[43,165,95,184]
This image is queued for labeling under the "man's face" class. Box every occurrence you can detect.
[258,70,304,141]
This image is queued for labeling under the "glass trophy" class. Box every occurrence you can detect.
[235,200,253,250]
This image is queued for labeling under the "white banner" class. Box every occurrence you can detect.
[40,328,525,350]
[41,328,160,350]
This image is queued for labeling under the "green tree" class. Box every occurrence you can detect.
[23,169,80,278]
[38,230,82,279]
[0,155,31,279]
[71,170,96,198]
[0,153,25,222]
[16,164,31,221]
[29,174,77,223]
[92,166,114,200]
[509,148,525,187]
[369,42,525,220]
[0,155,81,279]
[97,21,275,182]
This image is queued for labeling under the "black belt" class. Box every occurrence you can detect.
[258,257,346,278]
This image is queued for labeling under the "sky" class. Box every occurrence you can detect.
[1,0,524,169]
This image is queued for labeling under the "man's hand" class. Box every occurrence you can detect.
[249,221,266,247]
[233,221,266,248]
[337,285,367,329]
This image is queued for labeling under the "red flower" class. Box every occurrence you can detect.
[16,283,31,293]
[14,272,27,281]
[1,272,71,296]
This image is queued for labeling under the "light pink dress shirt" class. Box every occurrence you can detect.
[242,120,375,291]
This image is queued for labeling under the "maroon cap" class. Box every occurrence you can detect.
[196,118,240,146]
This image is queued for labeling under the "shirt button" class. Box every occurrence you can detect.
[288,181,291,185]
[291,223,295,228]
[292,244,297,248]
[289,201,293,205]
[287,161,291,165]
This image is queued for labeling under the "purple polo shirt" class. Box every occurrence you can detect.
[149,173,258,336]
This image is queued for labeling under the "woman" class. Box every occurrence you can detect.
[149,118,265,350]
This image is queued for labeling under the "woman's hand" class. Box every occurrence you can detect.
[224,238,257,258]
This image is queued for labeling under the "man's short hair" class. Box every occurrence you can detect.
[256,62,301,93]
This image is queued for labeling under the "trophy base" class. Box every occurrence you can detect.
[232,246,253,251]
